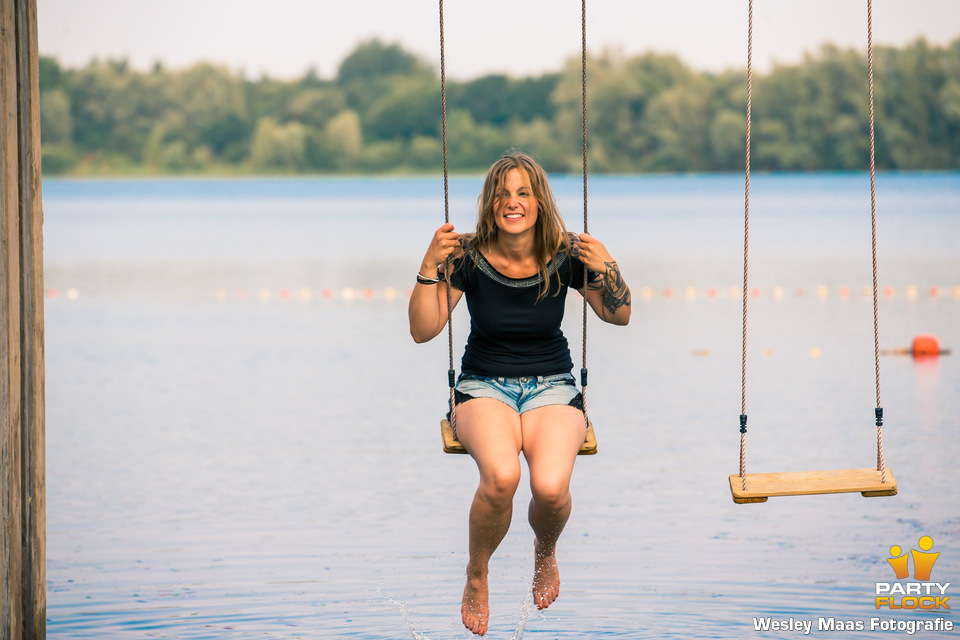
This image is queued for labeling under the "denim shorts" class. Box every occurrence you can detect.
[454,372,583,415]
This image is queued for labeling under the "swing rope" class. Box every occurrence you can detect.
[438,0,593,440]
[737,0,888,491]
[738,0,754,491]
[438,0,457,439]
[580,0,590,429]
[867,0,886,482]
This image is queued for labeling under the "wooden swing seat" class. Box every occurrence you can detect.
[729,467,897,504]
[441,419,598,455]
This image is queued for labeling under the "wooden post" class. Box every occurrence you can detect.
[1,0,45,638]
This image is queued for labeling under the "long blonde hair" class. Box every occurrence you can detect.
[465,152,572,301]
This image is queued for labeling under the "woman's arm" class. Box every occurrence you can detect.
[573,233,631,326]
[408,223,465,342]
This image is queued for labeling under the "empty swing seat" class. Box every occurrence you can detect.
[729,467,897,503]
[441,419,598,455]
[726,1,897,506]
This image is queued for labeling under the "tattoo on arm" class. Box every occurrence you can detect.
[599,261,630,316]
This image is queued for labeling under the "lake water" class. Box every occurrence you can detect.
[43,173,958,638]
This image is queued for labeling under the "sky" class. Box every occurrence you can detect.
[39,0,960,80]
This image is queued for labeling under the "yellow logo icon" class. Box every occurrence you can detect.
[877,536,949,611]
[887,535,940,581]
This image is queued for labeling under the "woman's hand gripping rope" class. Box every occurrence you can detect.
[420,223,463,279]
[409,223,465,343]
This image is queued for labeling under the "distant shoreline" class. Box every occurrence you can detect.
[41,37,960,178]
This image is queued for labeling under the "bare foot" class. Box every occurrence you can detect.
[461,567,490,636]
[532,539,560,610]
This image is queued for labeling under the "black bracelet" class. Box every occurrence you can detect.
[417,272,439,285]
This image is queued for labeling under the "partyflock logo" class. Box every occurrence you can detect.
[753,536,953,635]
[876,535,950,610]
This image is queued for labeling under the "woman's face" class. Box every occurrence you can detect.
[493,168,539,239]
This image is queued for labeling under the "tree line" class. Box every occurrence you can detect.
[40,37,960,176]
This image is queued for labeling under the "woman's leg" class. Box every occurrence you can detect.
[454,398,523,636]
[520,404,586,610]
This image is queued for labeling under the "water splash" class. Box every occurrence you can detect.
[397,599,432,640]
[510,591,534,640]
[379,585,534,640]
[378,589,436,640]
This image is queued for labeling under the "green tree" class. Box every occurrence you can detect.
[40,82,78,174]
[287,87,347,129]
[39,56,63,92]
[337,39,425,84]
[509,118,565,173]
[444,110,510,170]
[336,38,434,133]
[640,78,712,171]
[166,63,251,162]
[67,59,166,160]
[249,117,307,172]
[447,74,558,127]
[554,51,703,172]
[365,76,440,141]
[323,109,363,170]
[40,88,72,145]
[710,109,745,171]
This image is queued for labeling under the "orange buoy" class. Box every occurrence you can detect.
[912,335,941,358]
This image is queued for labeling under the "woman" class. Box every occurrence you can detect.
[408,152,630,636]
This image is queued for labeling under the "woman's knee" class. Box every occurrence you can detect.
[478,464,521,506]
[530,476,571,511]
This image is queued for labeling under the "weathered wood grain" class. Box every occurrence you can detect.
[1,0,45,637]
